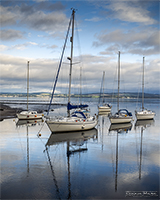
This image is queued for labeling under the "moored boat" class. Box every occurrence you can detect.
[109,51,132,124]
[17,111,43,120]
[109,109,132,124]
[135,57,155,120]
[135,109,155,120]
[16,61,43,120]
[46,9,97,133]
[98,104,112,112]
[98,71,112,112]
[46,110,97,133]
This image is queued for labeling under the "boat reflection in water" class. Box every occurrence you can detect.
[16,119,44,127]
[46,128,97,155]
[109,123,132,133]
[44,128,97,199]
[108,123,132,192]
[135,119,154,129]
[134,119,154,180]
[98,111,110,116]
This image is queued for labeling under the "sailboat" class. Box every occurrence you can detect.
[45,9,97,133]
[17,61,43,120]
[98,71,112,112]
[109,51,132,124]
[135,57,155,120]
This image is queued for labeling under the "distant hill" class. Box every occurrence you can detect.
[0,92,160,99]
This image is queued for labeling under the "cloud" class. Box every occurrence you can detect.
[1,29,24,41]
[0,53,159,94]
[47,45,58,49]
[94,28,160,56]
[23,11,68,32]
[0,45,8,51]
[8,42,38,50]
[0,54,68,93]
[1,2,68,35]
[35,1,66,11]
[105,1,157,25]
[0,1,159,94]
[85,17,103,22]
[0,6,17,26]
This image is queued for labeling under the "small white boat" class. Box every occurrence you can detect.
[98,71,112,112]
[17,61,43,120]
[135,109,155,120]
[109,51,132,124]
[135,57,155,120]
[17,111,43,120]
[109,109,132,124]
[98,104,112,112]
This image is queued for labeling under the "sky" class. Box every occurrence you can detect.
[0,0,160,95]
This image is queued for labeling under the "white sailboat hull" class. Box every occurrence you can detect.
[98,105,111,112]
[46,117,98,133]
[17,111,43,120]
[109,116,132,124]
[109,109,133,124]
[135,110,155,120]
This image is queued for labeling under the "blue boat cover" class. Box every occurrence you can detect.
[71,110,87,119]
[67,102,88,111]
[118,109,132,116]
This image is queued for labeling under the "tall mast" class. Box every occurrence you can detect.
[27,61,29,111]
[47,11,72,115]
[68,8,75,116]
[117,51,120,111]
[115,132,118,191]
[80,66,82,105]
[27,125,29,175]
[142,57,145,110]
[102,71,105,103]
[139,127,143,180]
[98,71,105,106]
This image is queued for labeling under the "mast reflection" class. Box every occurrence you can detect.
[108,123,132,192]
[98,114,108,151]
[139,127,143,180]
[134,119,154,180]
[135,119,154,129]
[45,128,98,199]
[16,119,44,176]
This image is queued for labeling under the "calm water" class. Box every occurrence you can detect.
[0,98,159,199]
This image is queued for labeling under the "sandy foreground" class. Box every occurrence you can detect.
[0,103,23,121]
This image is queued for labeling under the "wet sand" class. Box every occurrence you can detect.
[0,103,23,121]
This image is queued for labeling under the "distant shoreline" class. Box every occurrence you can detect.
[0,92,160,99]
